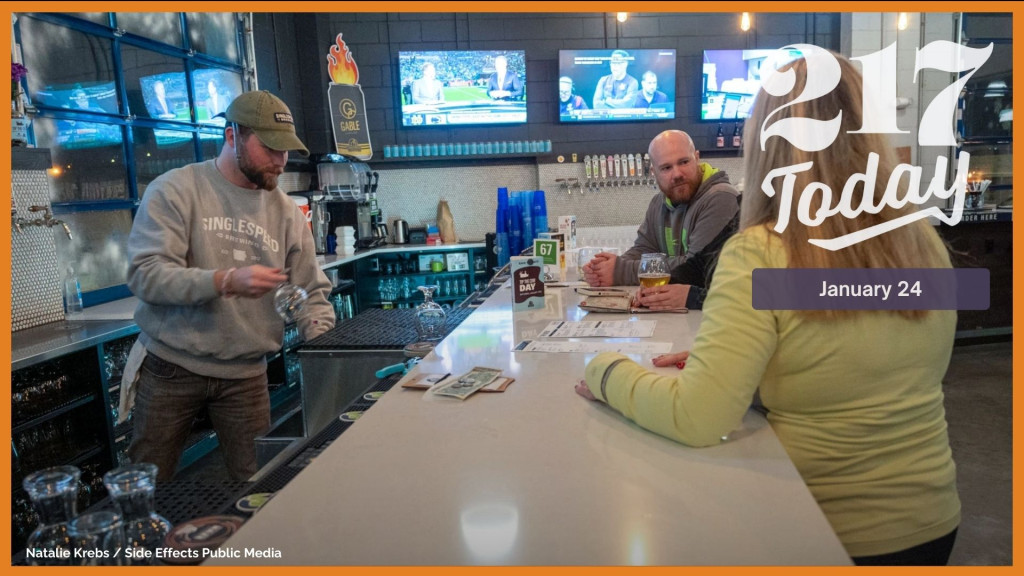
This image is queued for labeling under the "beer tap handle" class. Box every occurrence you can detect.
[569,177,582,196]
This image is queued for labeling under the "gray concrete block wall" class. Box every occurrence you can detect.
[256,11,840,156]
[254,11,836,229]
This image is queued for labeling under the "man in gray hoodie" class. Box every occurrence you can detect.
[126,90,334,481]
[583,130,739,287]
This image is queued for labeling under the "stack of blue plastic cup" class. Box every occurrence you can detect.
[532,190,548,237]
[495,187,511,267]
[520,190,534,246]
[508,192,522,256]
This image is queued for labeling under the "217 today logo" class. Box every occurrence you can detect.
[757,42,992,250]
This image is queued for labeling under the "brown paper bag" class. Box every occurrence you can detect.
[437,200,458,243]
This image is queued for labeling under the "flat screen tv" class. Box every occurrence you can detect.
[140,72,191,122]
[191,69,244,127]
[35,81,119,114]
[34,82,122,149]
[558,49,676,123]
[701,49,804,121]
[398,50,527,126]
[139,72,194,146]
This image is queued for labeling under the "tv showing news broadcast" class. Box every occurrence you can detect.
[140,72,191,122]
[701,49,804,121]
[139,73,194,146]
[558,49,676,123]
[191,68,244,126]
[398,50,527,126]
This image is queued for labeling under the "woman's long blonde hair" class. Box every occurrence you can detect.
[741,51,950,320]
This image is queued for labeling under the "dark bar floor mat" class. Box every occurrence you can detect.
[303,307,474,350]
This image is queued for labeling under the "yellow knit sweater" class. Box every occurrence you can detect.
[585,226,961,557]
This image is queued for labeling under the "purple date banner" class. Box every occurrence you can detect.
[751,268,989,311]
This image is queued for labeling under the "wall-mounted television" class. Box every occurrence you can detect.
[140,73,191,122]
[33,82,122,149]
[398,50,527,126]
[558,49,676,123]
[35,81,120,115]
[139,73,193,146]
[701,49,804,121]
[191,68,244,126]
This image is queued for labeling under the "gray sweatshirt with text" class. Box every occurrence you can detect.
[128,160,334,379]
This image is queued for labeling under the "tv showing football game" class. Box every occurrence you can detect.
[558,49,676,123]
[701,49,804,121]
[34,82,123,149]
[35,81,119,114]
[398,50,527,126]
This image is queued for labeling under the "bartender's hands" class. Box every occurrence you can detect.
[225,265,288,298]
[575,379,599,402]
[582,252,616,287]
[637,284,690,310]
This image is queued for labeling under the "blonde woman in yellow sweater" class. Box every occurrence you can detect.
[578,51,960,565]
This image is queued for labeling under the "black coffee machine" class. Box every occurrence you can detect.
[316,154,385,249]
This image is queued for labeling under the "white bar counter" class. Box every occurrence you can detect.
[209,283,851,566]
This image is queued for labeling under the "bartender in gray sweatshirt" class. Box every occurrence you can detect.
[125,90,334,481]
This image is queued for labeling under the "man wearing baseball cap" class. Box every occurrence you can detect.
[124,90,334,481]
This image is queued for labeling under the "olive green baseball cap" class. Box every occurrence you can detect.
[219,90,309,157]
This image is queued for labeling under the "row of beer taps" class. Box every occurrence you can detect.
[556,153,655,195]
[12,204,73,239]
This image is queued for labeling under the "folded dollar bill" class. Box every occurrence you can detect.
[432,366,502,400]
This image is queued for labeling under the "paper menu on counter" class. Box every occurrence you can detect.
[538,320,656,338]
[514,340,673,354]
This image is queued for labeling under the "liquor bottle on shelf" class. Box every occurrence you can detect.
[716,123,725,148]
[732,122,742,148]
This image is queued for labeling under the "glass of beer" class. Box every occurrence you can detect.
[638,253,670,288]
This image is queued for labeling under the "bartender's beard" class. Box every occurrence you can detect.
[237,143,282,191]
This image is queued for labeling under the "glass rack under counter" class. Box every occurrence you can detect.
[349,243,490,311]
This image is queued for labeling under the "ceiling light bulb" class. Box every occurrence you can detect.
[741,13,752,32]
[616,13,628,23]
[897,13,909,31]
